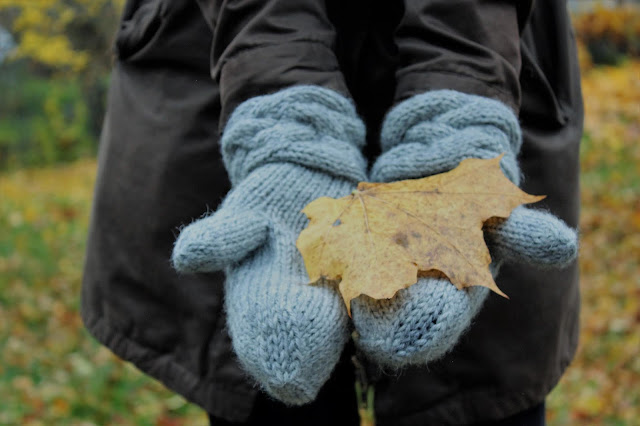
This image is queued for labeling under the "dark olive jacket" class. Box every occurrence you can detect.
[81,0,582,423]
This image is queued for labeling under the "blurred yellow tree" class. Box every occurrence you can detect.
[572,5,640,64]
[0,0,124,73]
[0,0,125,154]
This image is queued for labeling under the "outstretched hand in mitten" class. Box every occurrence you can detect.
[351,90,578,367]
[171,86,367,405]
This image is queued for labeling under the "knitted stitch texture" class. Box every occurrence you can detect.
[172,86,367,405]
[351,90,578,367]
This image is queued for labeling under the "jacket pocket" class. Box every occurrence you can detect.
[519,42,568,128]
[115,0,165,61]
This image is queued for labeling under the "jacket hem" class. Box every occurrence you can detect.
[375,323,579,426]
[376,385,551,426]
[81,311,257,422]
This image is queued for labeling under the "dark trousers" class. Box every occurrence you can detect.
[209,401,546,426]
[475,402,546,426]
[208,347,361,426]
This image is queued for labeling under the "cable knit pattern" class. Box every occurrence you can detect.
[352,90,578,368]
[372,90,522,184]
[222,86,366,186]
[172,86,367,405]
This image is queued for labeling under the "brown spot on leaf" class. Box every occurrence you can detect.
[393,232,409,248]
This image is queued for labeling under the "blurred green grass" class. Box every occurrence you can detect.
[0,63,98,171]
[0,61,638,425]
[0,162,207,425]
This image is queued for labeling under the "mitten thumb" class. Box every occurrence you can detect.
[485,206,578,269]
[172,208,269,273]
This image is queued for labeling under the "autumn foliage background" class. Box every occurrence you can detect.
[0,2,639,425]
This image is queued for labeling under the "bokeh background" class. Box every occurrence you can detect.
[0,1,638,425]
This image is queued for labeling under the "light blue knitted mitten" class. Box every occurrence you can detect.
[351,90,578,367]
[172,86,367,405]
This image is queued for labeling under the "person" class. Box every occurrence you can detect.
[81,0,583,425]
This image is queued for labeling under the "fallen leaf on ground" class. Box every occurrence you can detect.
[296,155,544,315]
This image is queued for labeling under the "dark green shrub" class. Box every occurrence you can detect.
[0,61,98,170]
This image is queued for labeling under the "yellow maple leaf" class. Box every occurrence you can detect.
[296,156,544,316]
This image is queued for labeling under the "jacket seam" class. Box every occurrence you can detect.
[217,38,338,77]
[398,68,517,110]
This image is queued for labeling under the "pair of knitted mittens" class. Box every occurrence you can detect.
[172,86,578,405]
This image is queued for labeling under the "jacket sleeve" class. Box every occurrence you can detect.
[394,0,532,113]
[196,0,349,128]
